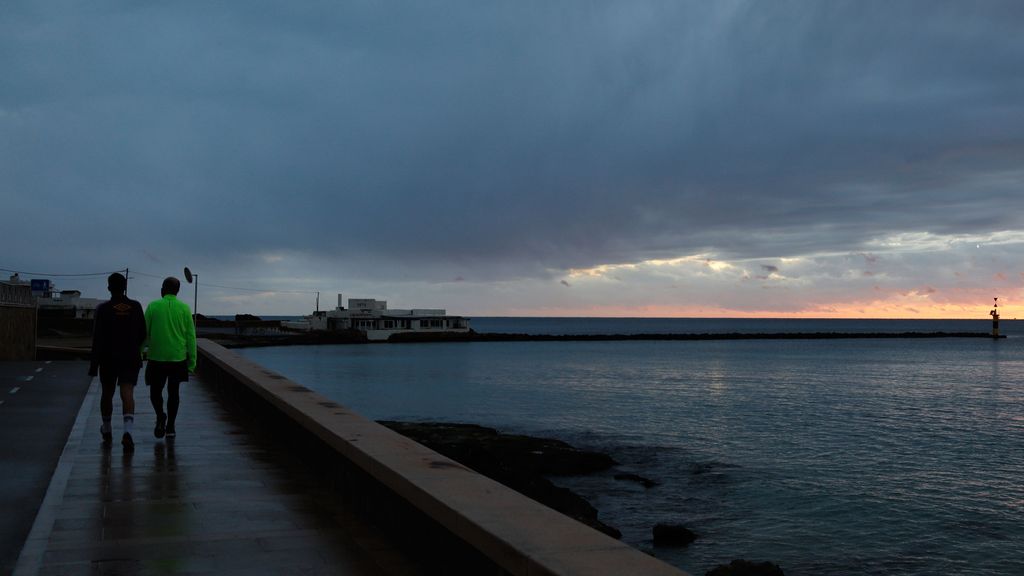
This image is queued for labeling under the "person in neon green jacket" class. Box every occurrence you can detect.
[144,276,196,439]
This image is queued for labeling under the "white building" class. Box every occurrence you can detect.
[293,294,471,341]
[6,274,100,320]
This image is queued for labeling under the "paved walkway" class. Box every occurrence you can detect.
[15,371,414,576]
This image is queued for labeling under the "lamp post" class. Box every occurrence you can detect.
[184,267,198,326]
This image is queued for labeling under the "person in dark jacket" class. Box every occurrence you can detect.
[89,272,146,450]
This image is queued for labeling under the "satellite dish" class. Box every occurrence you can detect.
[184,267,194,284]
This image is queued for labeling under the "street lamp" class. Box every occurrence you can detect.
[184,267,198,325]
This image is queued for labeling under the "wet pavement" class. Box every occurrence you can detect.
[0,361,92,574]
[11,367,413,576]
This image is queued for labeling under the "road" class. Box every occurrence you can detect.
[0,361,91,574]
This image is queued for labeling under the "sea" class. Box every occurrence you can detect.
[235,318,1024,576]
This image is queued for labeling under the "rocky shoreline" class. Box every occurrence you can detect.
[379,421,622,537]
[381,420,786,576]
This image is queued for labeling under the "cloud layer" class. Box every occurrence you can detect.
[4,1,1023,315]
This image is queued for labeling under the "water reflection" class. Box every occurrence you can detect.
[241,335,1024,575]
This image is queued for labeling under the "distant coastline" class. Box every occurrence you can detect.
[209,329,1004,348]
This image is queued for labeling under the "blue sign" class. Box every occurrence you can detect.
[30,279,51,293]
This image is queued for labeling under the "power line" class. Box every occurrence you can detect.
[0,266,120,278]
[2,265,320,295]
[128,270,167,280]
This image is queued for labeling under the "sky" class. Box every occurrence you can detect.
[3,1,1024,318]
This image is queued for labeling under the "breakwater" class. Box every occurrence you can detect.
[390,330,1003,342]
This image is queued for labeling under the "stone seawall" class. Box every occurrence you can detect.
[196,338,690,576]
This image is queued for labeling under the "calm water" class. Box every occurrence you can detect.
[238,319,1024,575]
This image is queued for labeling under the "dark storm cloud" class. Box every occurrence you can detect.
[4,1,1024,283]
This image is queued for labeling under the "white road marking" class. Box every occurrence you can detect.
[35,367,43,373]
[17,376,33,382]
[13,378,100,575]
[10,387,21,394]
[45,361,52,364]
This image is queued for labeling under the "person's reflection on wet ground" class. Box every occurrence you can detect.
[151,438,180,501]
[149,438,188,540]
[100,440,135,504]
[97,438,136,545]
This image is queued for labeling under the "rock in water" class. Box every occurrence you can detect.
[380,421,621,538]
[652,523,697,547]
[705,560,785,576]
[614,472,659,488]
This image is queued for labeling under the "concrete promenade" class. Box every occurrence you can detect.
[12,368,414,576]
[9,349,691,576]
